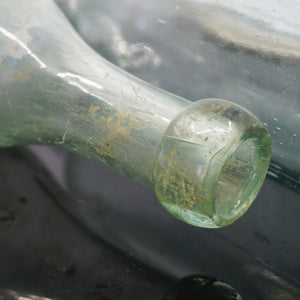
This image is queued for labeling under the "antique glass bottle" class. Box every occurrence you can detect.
[0,0,271,228]
[57,0,300,192]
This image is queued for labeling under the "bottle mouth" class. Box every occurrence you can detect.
[212,127,271,227]
[153,99,272,228]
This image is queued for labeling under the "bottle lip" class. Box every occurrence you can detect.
[209,124,271,227]
[153,98,272,228]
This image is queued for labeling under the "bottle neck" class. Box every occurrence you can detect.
[52,60,189,187]
[0,4,189,186]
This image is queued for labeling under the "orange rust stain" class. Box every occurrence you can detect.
[89,104,100,113]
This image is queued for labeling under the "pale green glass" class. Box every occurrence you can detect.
[0,0,271,228]
[57,0,300,192]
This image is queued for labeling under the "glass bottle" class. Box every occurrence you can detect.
[57,0,300,191]
[0,0,271,228]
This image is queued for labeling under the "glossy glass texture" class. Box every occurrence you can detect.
[154,100,270,227]
[57,0,300,191]
[0,0,271,227]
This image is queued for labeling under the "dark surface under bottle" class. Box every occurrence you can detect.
[0,147,173,300]
[1,147,300,300]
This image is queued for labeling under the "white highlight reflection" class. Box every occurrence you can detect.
[57,72,103,90]
[56,71,110,105]
[0,27,46,68]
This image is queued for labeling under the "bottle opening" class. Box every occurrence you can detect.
[213,134,268,227]
[154,99,272,228]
